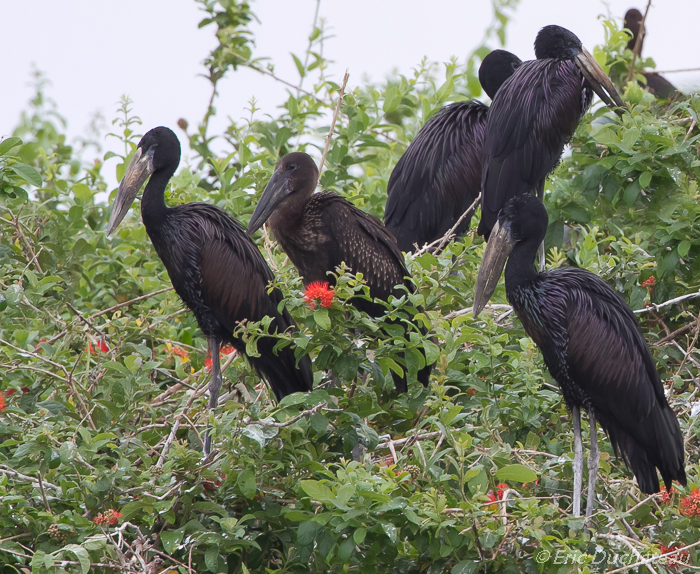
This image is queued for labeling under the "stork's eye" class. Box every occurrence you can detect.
[289,164,298,171]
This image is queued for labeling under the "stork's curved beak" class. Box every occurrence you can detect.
[473,219,515,318]
[247,169,288,235]
[575,47,625,113]
[107,147,153,235]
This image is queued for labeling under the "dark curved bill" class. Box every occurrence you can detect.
[575,47,625,112]
[473,219,515,318]
[107,147,152,235]
[247,170,286,236]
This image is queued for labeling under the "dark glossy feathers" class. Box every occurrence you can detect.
[511,266,685,493]
[146,202,312,400]
[478,59,591,237]
[385,102,488,251]
[273,191,409,317]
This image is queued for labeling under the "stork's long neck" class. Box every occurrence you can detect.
[140,170,171,230]
[504,235,541,295]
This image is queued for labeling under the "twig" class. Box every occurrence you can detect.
[599,533,659,574]
[635,290,700,314]
[88,286,174,320]
[653,67,700,74]
[66,301,112,343]
[319,71,350,176]
[376,431,443,449]
[445,304,513,321]
[410,194,482,257]
[243,402,330,428]
[37,470,51,513]
[602,538,700,574]
[656,321,697,345]
[155,380,210,469]
[0,465,61,490]
[626,0,652,83]
[434,193,481,254]
[0,337,69,376]
[683,117,697,144]
[675,309,700,375]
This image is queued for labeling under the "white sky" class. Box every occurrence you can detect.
[1,0,699,188]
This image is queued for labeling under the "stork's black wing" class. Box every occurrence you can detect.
[522,268,685,492]
[478,59,587,237]
[166,203,312,399]
[385,102,488,251]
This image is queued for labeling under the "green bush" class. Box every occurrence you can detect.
[0,2,698,572]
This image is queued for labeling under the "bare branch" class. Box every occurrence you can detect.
[319,71,350,176]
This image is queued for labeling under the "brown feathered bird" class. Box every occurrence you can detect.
[247,152,433,392]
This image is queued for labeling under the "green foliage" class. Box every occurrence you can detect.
[0,3,699,573]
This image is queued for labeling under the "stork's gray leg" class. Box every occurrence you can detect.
[585,409,599,519]
[572,406,583,517]
[538,242,546,272]
[203,337,221,457]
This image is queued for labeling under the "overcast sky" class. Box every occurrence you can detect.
[1,0,698,188]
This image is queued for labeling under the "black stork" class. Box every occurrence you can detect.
[473,195,686,517]
[107,127,313,455]
[478,25,625,241]
[624,8,678,100]
[247,152,432,393]
[384,49,522,252]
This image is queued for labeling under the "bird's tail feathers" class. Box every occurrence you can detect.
[607,404,686,494]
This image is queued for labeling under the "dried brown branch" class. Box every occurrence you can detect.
[0,465,61,490]
[376,431,443,450]
[319,71,350,176]
[603,537,700,574]
[89,286,174,320]
[626,0,652,83]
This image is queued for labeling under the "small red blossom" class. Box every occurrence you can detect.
[496,483,508,499]
[172,346,189,359]
[680,487,700,517]
[660,488,674,504]
[659,543,690,567]
[304,281,334,309]
[641,276,656,288]
[204,344,237,371]
[0,393,6,412]
[4,389,16,397]
[87,340,109,355]
[93,509,122,526]
[467,388,477,396]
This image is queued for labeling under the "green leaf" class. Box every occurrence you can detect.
[73,183,93,202]
[11,163,42,187]
[0,136,22,156]
[160,529,184,553]
[452,561,478,574]
[383,87,401,113]
[313,308,331,330]
[495,464,537,483]
[300,479,333,501]
[353,527,367,545]
[338,536,355,562]
[237,469,256,499]
[678,240,691,258]
[639,171,652,188]
[62,545,90,574]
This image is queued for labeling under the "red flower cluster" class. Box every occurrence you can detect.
[304,281,334,309]
[641,276,656,287]
[680,486,700,517]
[659,543,690,567]
[0,392,6,413]
[87,340,109,354]
[172,346,189,359]
[487,483,509,503]
[204,344,236,371]
[93,509,122,526]
[660,488,674,504]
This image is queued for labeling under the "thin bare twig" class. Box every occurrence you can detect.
[603,538,700,574]
[445,304,512,321]
[89,286,174,320]
[319,71,350,176]
[376,431,443,450]
[635,290,700,314]
[37,471,51,512]
[626,0,652,84]
[66,301,112,343]
[243,402,331,428]
[598,533,659,574]
[0,465,61,490]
